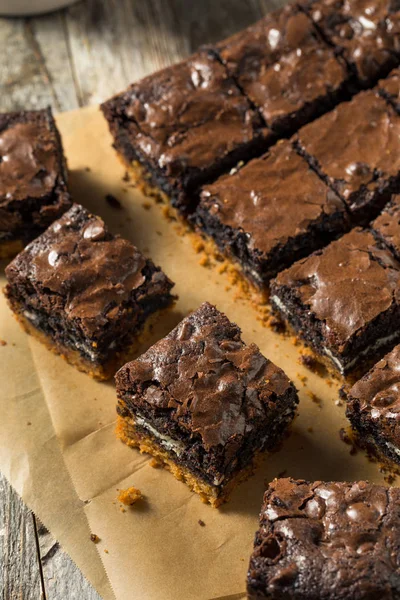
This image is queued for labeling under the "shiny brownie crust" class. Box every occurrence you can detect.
[4,204,174,367]
[116,302,298,491]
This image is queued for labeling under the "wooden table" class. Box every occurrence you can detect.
[0,0,283,597]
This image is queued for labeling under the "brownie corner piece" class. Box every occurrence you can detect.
[115,302,298,506]
[270,227,400,377]
[216,3,350,136]
[247,477,400,599]
[193,139,349,289]
[344,343,400,468]
[0,107,71,259]
[295,89,400,224]
[100,49,272,216]
[4,203,175,380]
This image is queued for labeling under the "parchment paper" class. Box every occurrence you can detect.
[0,105,391,600]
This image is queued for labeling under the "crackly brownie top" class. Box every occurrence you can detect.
[272,228,400,347]
[116,302,296,450]
[5,204,173,336]
[217,4,348,127]
[248,478,400,600]
[101,50,270,180]
[303,0,400,84]
[199,140,346,257]
[347,344,400,443]
[296,91,400,205]
[378,68,400,111]
[373,195,400,259]
[0,109,65,205]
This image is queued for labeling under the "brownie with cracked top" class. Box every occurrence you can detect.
[302,0,400,86]
[248,477,400,599]
[193,140,349,289]
[216,3,351,135]
[344,344,400,469]
[115,302,298,507]
[4,204,175,380]
[101,49,272,216]
[295,88,400,223]
[0,108,71,259]
[270,228,400,377]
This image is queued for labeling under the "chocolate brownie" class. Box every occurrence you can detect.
[378,67,400,112]
[303,0,400,87]
[4,204,175,380]
[216,4,351,135]
[101,49,272,216]
[193,140,349,289]
[0,108,71,259]
[372,194,400,259]
[295,89,400,223]
[344,344,400,468]
[270,228,400,377]
[115,302,298,507]
[248,477,400,599]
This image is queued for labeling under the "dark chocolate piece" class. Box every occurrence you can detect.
[101,50,272,215]
[4,204,174,379]
[295,89,400,223]
[0,108,71,251]
[248,477,400,599]
[217,3,351,135]
[270,228,400,376]
[344,343,400,467]
[115,302,298,506]
[193,140,349,288]
[303,0,400,86]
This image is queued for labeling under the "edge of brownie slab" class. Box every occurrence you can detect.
[116,302,299,490]
[4,204,175,367]
[0,108,71,244]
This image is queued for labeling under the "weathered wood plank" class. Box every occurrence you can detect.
[0,472,43,600]
[36,520,101,600]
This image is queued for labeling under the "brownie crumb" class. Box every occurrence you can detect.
[307,391,323,407]
[149,458,161,468]
[104,549,109,554]
[299,353,327,376]
[0,340,7,346]
[297,373,308,386]
[339,428,358,455]
[142,202,152,210]
[85,166,91,172]
[122,171,130,182]
[118,486,143,505]
[105,194,122,209]
[268,315,286,333]
[198,519,206,527]
[90,534,100,544]
[27,421,31,426]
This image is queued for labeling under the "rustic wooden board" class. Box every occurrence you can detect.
[0,0,285,597]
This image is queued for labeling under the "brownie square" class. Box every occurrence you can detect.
[372,194,400,259]
[101,49,273,216]
[115,302,298,507]
[303,0,400,86]
[0,108,71,259]
[344,344,400,468]
[270,228,400,376]
[193,140,349,289]
[295,89,400,223]
[4,204,175,380]
[378,67,400,112]
[248,477,400,599]
[216,4,351,135]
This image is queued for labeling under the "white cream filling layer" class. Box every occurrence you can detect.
[271,296,400,374]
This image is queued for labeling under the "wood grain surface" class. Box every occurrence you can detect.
[0,0,284,597]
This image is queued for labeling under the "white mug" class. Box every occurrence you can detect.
[0,0,79,16]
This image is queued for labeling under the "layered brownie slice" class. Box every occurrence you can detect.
[344,344,400,469]
[378,67,400,112]
[295,89,400,223]
[248,478,400,599]
[303,0,400,87]
[4,204,175,380]
[193,140,349,291]
[101,49,272,217]
[216,3,351,135]
[0,108,71,259]
[115,302,298,507]
[270,228,400,377]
